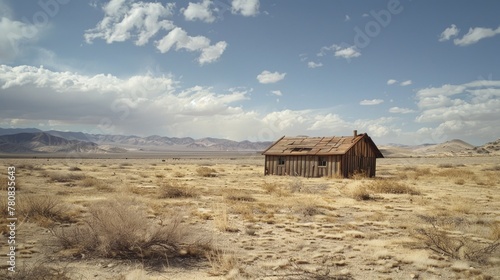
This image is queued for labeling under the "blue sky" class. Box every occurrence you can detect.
[0,0,499,145]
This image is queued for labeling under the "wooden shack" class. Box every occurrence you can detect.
[262,131,384,178]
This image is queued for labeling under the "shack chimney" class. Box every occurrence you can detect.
[353,130,358,137]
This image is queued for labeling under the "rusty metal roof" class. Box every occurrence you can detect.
[262,134,383,157]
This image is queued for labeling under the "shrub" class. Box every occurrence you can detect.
[414,215,500,264]
[196,167,217,177]
[68,166,82,171]
[159,180,199,198]
[367,179,421,195]
[53,199,211,263]
[350,186,372,201]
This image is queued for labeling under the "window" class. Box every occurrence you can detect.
[278,156,286,166]
[318,156,327,167]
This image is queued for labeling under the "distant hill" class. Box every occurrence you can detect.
[0,132,105,153]
[472,138,500,155]
[0,129,272,153]
[1,128,498,156]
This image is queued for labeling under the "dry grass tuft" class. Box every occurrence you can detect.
[261,182,289,197]
[44,171,86,183]
[0,261,72,280]
[350,186,373,201]
[18,195,74,226]
[206,248,239,276]
[158,180,199,199]
[53,199,212,263]
[224,190,256,202]
[367,179,421,195]
[196,166,218,177]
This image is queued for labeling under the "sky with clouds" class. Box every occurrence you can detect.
[0,0,499,145]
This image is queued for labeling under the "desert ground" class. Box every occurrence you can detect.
[0,154,499,279]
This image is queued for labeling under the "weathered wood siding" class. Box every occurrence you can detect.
[264,155,341,177]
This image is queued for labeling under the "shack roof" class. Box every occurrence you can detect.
[262,133,384,158]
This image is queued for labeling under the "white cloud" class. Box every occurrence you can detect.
[389,107,415,114]
[319,44,361,60]
[271,90,282,96]
[231,0,260,16]
[453,26,500,46]
[183,0,216,23]
[387,79,397,85]
[0,17,40,62]
[256,71,286,84]
[414,79,500,142]
[85,0,175,46]
[156,27,227,65]
[400,80,412,86]
[360,99,384,105]
[345,15,350,21]
[307,61,323,68]
[439,24,459,42]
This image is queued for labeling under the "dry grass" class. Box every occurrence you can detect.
[350,186,373,201]
[414,215,500,264]
[53,199,212,264]
[206,248,239,276]
[224,189,256,202]
[18,195,73,226]
[44,171,86,183]
[196,166,218,177]
[367,179,421,195]
[158,180,199,199]
[0,261,72,280]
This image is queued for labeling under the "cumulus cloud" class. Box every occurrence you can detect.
[439,24,459,42]
[0,64,406,142]
[319,44,361,59]
[387,79,397,85]
[271,90,282,96]
[400,80,412,86]
[156,27,227,65]
[414,79,500,142]
[453,26,500,46]
[389,107,415,114]
[256,71,286,84]
[183,0,216,23]
[360,99,384,105]
[231,0,260,16]
[307,61,323,68]
[85,0,175,46]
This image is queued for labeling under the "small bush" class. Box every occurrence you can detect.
[196,166,217,177]
[350,186,373,201]
[159,180,199,199]
[367,179,421,195]
[68,166,82,171]
[415,215,500,264]
[53,199,211,263]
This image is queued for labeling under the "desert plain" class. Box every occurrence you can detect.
[0,153,499,280]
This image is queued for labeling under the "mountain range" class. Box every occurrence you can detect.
[0,128,498,156]
[0,128,272,154]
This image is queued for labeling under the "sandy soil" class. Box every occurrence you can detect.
[0,155,499,279]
